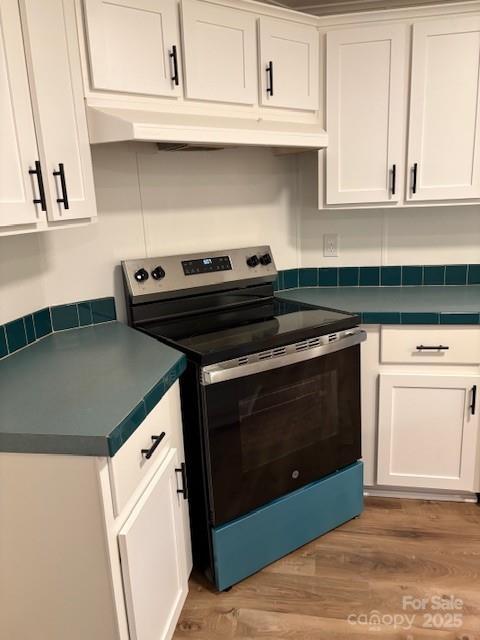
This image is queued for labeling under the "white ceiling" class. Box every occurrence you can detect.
[263,0,466,16]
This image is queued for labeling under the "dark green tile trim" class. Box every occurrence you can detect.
[33,308,52,340]
[361,312,401,324]
[24,315,35,344]
[402,266,423,286]
[401,312,439,324]
[0,297,117,360]
[468,264,480,285]
[279,264,480,293]
[359,267,380,287]
[51,304,79,331]
[445,264,467,286]
[440,313,480,325]
[339,267,359,287]
[0,326,7,359]
[108,355,187,457]
[283,269,299,289]
[299,268,318,287]
[5,319,27,353]
[318,267,338,287]
[78,302,93,326]
[381,266,401,286]
[91,298,116,324]
[423,266,445,285]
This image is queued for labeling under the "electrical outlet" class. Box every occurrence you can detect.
[323,233,339,258]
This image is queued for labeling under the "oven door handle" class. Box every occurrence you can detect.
[201,329,367,385]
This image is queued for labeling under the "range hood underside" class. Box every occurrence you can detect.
[87,105,328,150]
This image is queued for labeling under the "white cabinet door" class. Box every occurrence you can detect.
[258,17,319,111]
[181,0,257,105]
[0,0,43,228]
[407,17,480,201]
[377,374,480,492]
[326,25,407,205]
[83,0,181,97]
[19,0,97,222]
[118,448,189,640]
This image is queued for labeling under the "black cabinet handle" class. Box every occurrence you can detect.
[470,385,477,416]
[416,345,449,351]
[412,162,418,194]
[141,432,166,460]
[53,163,69,210]
[266,61,273,96]
[391,164,396,196]
[29,161,47,211]
[175,462,188,500]
[170,45,179,86]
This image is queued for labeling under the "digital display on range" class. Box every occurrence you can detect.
[182,255,232,276]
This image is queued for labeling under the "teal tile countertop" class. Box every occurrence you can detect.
[0,322,186,457]
[277,285,480,324]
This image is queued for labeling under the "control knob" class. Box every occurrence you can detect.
[259,253,272,266]
[151,266,166,280]
[246,255,259,268]
[134,268,149,282]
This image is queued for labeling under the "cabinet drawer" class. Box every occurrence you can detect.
[381,326,480,365]
[109,384,177,516]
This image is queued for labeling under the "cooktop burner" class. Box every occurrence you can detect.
[139,297,359,364]
[122,246,360,364]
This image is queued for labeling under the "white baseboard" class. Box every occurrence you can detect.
[364,486,478,503]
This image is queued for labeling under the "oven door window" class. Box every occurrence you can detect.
[203,345,361,526]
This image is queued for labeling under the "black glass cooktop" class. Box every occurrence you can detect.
[139,297,359,365]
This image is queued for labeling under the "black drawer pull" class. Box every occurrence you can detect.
[29,160,47,211]
[266,61,273,96]
[412,162,418,194]
[141,432,166,460]
[170,45,179,86]
[391,164,396,195]
[53,163,69,210]
[470,385,477,416]
[416,345,449,351]
[175,462,188,500]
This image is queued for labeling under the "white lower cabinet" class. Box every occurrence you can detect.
[361,325,480,498]
[377,374,480,492]
[119,448,188,640]
[0,382,191,640]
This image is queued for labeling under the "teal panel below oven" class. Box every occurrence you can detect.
[211,461,363,591]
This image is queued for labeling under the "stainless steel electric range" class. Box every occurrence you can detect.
[122,246,366,590]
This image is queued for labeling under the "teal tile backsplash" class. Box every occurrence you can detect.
[277,263,480,291]
[359,267,379,287]
[51,304,79,331]
[0,297,117,360]
[5,319,27,353]
[0,327,7,359]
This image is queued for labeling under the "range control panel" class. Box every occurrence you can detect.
[122,246,277,303]
[182,255,232,276]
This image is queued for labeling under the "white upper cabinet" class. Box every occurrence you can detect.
[118,448,188,640]
[407,17,480,202]
[0,0,43,228]
[258,17,319,111]
[377,374,480,492]
[326,24,407,205]
[181,0,257,105]
[19,0,96,222]
[83,0,182,97]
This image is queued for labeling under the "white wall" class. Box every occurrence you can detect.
[0,145,299,325]
[298,152,480,267]
[2,148,479,326]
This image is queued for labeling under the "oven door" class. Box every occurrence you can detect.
[201,330,366,526]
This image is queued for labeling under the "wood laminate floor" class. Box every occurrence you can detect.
[174,498,480,639]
